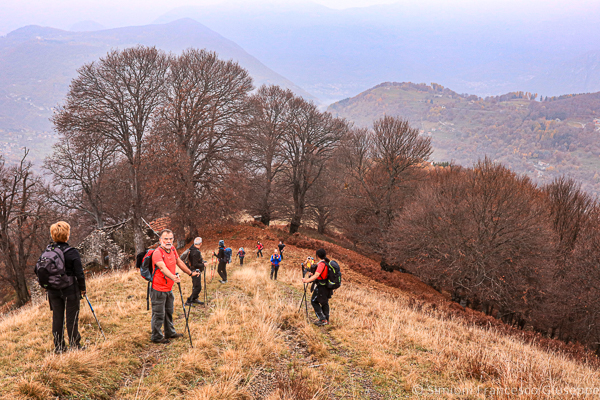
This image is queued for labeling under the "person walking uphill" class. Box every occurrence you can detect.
[302,248,333,326]
[213,240,228,283]
[238,247,246,265]
[151,230,199,344]
[270,249,282,280]
[278,240,286,260]
[40,221,86,354]
[256,241,264,258]
[185,237,208,306]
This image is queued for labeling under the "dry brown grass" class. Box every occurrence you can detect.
[0,237,599,399]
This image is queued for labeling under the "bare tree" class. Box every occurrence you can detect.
[544,176,593,274]
[389,159,554,322]
[0,152,51,307]
[44,132,117,229]
[157,49,252,238]
[281,98,348,234]
[53,46,169,253]
[339,116,431,261]
[244,85,294,226]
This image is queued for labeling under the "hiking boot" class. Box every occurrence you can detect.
[192,299,204,305]
[71,345,87,351]
[185,301,192,307]
[151,338,170,344]
[166,333,184,339]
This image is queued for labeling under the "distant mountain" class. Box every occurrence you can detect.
[156,2,600,103]
[0,19,315,165]
[328,82,600,196]
[69,21,106,32]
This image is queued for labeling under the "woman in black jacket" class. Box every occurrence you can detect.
[47,221,86,353]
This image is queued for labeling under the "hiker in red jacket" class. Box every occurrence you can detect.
[256,241,264,257]
[150,229,199,344]
[302,248,333,326]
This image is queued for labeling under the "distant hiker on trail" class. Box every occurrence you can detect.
[256,241,264,257]
[270,249,282,280]
[302,248,333,326]
[150,230,199,344]
[238,247,246,265]
[278,240,286,260]
[38,221,86,354]
[185,237,208,306]
[212,240,228,283]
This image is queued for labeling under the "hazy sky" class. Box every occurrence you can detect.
[0,0,595,35]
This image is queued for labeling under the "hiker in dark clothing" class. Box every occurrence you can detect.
[278,240,286,260]
[186,237,208,306]
[238,247,246,265]
[256,241,264,257]
[47,221,86,353]
[302,248,333,326]
[213,240,227,283]
[270,249,282,280]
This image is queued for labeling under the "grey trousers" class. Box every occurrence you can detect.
[150,288,177,341]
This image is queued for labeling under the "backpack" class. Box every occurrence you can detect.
[224,247,233,263]
[321,260,342,290]
[137,249,156,282]
[34,244,74,290]
[136,248,157,310]
[180,247,191,267]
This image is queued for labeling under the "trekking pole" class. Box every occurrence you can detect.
[203,266,207,306]
[176,273,193,348]
[84,294,106,340]
[298,263,309,321]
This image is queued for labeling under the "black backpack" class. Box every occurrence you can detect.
[136,248,157,310]
[34,244,74,290]
[325,260,342,290]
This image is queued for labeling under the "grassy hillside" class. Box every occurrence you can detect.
[1,227,599,399]
[329,82,600,196]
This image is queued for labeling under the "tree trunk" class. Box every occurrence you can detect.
[130,165,146,254]
[289,194,305,234]
[13,263,31,307]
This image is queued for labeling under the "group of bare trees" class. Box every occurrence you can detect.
[381,161,600,353]
[44,46,352,253]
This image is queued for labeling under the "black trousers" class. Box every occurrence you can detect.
[239,256,244,265]
[48,284,81,351]
[186,274,202,303]
[218,262,227,281]
[311,285,331,322]
[270,264,279,280]
[257,249,263,257]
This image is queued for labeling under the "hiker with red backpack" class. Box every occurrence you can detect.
[302,248,342,326]
[35,221,86,354]
[256,241,264,257]
[270,249,282,280]
[148,229,199,344]
[238,247,246,265]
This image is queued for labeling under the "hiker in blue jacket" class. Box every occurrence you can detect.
[270,249,282,280]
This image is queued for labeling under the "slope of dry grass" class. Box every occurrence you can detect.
[0,231,599,399]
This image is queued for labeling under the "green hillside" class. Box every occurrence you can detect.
[329,82,600,196]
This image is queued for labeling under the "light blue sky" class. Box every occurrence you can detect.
[0,0,594,35]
